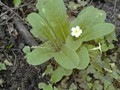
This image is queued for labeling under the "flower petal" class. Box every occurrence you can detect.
[71,32,75,36]
[71,27,75,31]
[76,26,80,30]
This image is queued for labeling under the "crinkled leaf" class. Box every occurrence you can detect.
[105,31,117,43]
[26,42,55,65]
[69,83,77,90]
[88,83,93,89]
[81,23,115,41]
[51,66,72,83]
[92,62,103,73]
[71,6,106,30]
[27,13,53,41]
[36,0,69,42]
[80,1,88,6]
[54,45,79,69]
[66,35,82,51]
[77,46,90,69]
[54,87,59,90]
[93,81,103,90]
[93,71,103,79]
[87,76,92,81]
[107,84,116,90]
[102,79,111,89]
[68,2,79,10]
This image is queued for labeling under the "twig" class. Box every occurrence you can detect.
[0,10,9,18]
[11,50,17,73]
[0,14,15,26]
[13,16,39,46]
[12,2,36,10]
[0,1,23,21]
[88,0,93,6]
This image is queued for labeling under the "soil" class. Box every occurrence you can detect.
[0,0,120,90]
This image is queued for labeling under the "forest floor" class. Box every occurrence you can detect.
[0,0,120,90]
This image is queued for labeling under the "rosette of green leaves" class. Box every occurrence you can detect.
[24,0,115,70]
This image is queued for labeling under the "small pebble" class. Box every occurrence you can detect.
[19,43,25,49]
[4,60,13,66]
[118,14,120,19]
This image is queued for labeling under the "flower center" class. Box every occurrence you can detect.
[75,30,78,33]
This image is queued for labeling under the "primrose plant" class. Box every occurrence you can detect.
[24,0,115,83]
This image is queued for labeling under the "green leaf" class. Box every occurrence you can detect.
[23,46,30,54]
[93,81,103,90]
[87,83,93,89]
[54,45,79,69]
[102,43,109,52]
[38,83,53,90]
[36,0,44,13]
[87,76,92,81]
[80,1,88,6]
[81,23,115,41]
[71,6,106,30]
[26,42,55,65]
[66,35,82,51]
[103,79,111,89]
[68,2,79,10]
[77,46,90,69]
[107,84,116,90]
[36,0,70,42]
[0,63,6,70]
[14,0,21,7]
[27,13,54,42]
[44,64,53,75]
[54,87,59,90]
[92,63,103,74]
[105,31,117,43]
[51,66,72,83]
[69,83,77,90]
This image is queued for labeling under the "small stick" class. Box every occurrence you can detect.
[13,16,39,46]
